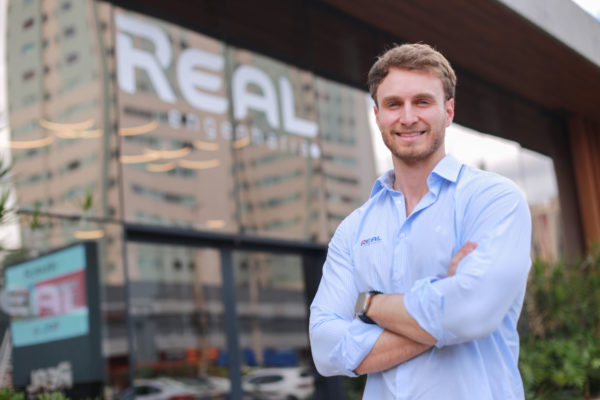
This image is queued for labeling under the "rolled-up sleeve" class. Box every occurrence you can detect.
[309,218,384,376]
[404,180,532,348]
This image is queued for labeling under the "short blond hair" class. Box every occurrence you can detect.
[368,43,457,104]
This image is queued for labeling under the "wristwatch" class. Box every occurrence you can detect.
[354,290,382,324]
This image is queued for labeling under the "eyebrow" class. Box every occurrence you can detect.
[381,93,437,103]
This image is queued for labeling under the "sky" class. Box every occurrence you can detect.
[571,0,600,18]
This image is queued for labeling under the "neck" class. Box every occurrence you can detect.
[392,154,444,215]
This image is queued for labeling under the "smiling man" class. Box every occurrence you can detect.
[309,43,532,399]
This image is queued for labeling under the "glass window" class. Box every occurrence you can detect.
[66,53,78,64]
[64,26,75,37]
[444,124,563,262]
[116,10,376,243]
[22,70,35,81]
[233,251,315,400]
[23,18,34,29]
[125,243,231,399]
[21,43,35,54]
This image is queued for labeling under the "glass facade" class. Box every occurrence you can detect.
[3,1,375,397]
[125,244,229,392]
[115,8,375,242]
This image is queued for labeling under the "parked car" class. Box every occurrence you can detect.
[242,367,314,400]
[128,378,200,400]
[176,376,230,399]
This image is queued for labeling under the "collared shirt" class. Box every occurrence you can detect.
[309,155,532,400]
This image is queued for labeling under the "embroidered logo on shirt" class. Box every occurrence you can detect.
[360,236,382,246]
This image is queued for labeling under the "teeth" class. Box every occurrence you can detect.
[399,131,423,137]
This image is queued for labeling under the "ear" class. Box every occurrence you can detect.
[445,98,455,127]
[373,105,380,127]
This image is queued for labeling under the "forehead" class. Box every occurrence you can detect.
[376,68,444,101]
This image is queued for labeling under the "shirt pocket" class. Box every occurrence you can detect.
[407,219,457,282]
[352,238,393,292]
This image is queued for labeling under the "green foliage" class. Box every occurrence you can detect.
[0,388,24,400]
[80,187,94,213]
[519,250,600,399]
[0,389,79,400]
[0,156,13,230]
[0,248,30,268]
[344,374,367,400]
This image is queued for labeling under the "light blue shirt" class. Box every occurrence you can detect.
[309,155,532,400]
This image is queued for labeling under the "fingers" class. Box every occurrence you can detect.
[447,241,478,277]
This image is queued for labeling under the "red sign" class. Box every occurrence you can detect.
[34,270,86,318]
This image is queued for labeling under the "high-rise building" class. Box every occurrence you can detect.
[4,1,376,394]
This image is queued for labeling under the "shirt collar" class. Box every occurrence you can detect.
[370,154,463,198]
[431,154,462,183]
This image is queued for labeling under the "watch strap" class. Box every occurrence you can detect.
[358,313,376,324]
[359,290,382,324]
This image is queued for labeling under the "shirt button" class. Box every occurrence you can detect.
[400,233,406,239]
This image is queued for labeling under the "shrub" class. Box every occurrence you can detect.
[519,249,600,399]
[0,388,74,400]
[0,388,24,400]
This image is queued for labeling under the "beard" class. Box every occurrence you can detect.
[382,128,445,166]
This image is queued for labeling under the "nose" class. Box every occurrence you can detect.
[400,104,418,127]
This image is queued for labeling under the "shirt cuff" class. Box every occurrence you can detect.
[329,318,383,376]
[404,277,450,348]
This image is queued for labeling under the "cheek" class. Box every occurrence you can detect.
[377,112,396,129]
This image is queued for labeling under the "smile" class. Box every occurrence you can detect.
[396,130,426,137]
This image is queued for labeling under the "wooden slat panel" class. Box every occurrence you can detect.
[569,116,600,247]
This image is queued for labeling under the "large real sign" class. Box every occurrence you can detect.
[115,12,319,140]
[5,242,103,398]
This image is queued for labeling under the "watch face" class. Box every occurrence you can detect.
[354,292,369,314]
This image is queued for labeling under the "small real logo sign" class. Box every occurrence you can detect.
[360,236,382,246]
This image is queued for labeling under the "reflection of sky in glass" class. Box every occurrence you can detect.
[445,124,558,206]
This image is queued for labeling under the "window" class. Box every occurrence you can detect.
[259,192,301,209]
[247,375,283,385]
[22,70,35,81]
[21,43,35,55]
[64,26,75,37]
[66,53,78,64]
[23,94,36,106]
[23,18,34,29]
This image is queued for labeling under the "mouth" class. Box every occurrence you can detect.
[395,130,426,137]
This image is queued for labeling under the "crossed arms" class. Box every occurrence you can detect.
[309,181,532,377]
[354,241,476,375]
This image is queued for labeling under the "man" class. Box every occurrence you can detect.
[309,43,532,399]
